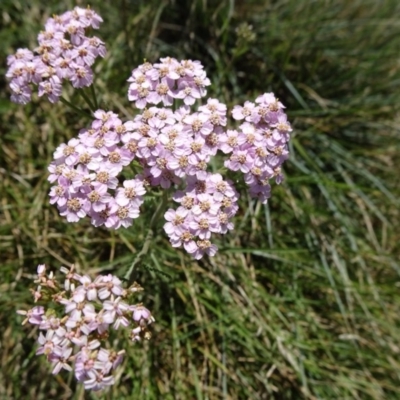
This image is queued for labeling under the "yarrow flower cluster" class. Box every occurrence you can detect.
[6,6,105,104]
[128,57,211,109]
[48,110,146,228]
[47,57,292,258]
[10,7,293,262]
[224,93,292,203]
[18,264,154,391]
[165,173,239,259]
[9,5,293,393]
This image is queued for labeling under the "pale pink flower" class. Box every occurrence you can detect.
[131,304,152,322]
[49,345,73,374]
[164,207,189,239]
[115,178,146,207]
[84,370,115,391]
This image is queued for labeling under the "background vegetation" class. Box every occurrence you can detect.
[1,0,400,399]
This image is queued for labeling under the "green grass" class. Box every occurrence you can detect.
[1,0,400,399]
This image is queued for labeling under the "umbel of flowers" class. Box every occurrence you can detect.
[6,7,105,104]
[6,7,292,260]
[7,5,293,392]
[18,264,154,391]
[46,57,291,259]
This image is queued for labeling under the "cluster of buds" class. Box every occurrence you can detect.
[6,6,105,104]
[17,264,154,391]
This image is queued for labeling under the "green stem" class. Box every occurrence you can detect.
[90,84,99,110]
[124,191,169,283]
[59,96,92,118]
[78,89,96,112]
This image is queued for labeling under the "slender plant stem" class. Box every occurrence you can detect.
[90,84,99,110]
[78,89,95,112]
[59,96,92,118]
[124,191,169,283]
